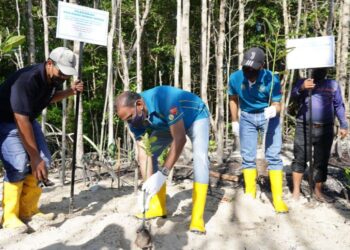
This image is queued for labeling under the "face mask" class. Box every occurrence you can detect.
[312,68,327,83]
[128,105,147,129]
[51,76,66,86]
[243,67,260,80]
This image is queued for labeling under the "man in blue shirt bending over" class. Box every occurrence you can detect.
[115,86,210,234]
[228,47,288,213]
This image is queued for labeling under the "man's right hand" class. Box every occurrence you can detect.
[232,121,239,136]
[30,156,48,181]
[301,79,315,90]
[339,128,348,139]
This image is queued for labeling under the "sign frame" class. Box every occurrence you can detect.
[56,1,109,46]
[286,36,335,70]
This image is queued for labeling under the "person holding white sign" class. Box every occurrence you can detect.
[291,68,348,203]
[0,47,83,234]
[228,47,288,213]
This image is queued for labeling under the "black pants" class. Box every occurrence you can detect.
[291,122,334,183]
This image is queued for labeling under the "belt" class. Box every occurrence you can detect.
[312,123,333,128]
[297,121,333,128]
[246,110,264,114]
[306,123,333,128]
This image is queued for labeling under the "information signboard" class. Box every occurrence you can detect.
[286,36,335,70]
[56,1,109,46]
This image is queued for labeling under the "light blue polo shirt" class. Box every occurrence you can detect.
[228,69,281,113]
[130,86,210,139]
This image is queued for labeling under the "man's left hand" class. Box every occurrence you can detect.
[339,128,348,139]
[264,106,277,119]
[71,80,84,94]
[142,171,167,197]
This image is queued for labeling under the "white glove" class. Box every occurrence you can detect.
[264,106,277,119]
[142,171,167,197]
[232,121,239,136]
[138,190,152,213]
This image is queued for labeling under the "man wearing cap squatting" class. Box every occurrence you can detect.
[0,47,83,233]
[115,86,210,234]
[228,47,288,213]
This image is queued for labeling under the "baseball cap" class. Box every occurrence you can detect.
[241,47,265,70]
[49,47,78,76]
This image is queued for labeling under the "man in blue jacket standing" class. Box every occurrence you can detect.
[228,47,288,213]
[115,86,210,234]
[291,68,348,203]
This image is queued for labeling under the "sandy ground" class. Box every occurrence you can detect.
[0,150,350,250]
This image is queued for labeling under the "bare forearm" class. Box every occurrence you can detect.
[229,96,239,121]
[50,89,74,103]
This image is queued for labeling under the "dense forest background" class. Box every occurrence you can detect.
[0,0,349,181]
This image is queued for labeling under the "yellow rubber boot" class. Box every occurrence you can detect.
[136,184,167,219]
[2,181,27,232]
[19,175,54,222]
[243,168,257,198]
[269,170,289,213]
[189,182,208,234]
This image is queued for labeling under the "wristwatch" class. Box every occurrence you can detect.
[160,167,170,176]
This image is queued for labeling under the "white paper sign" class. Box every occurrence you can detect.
[286,36,335,70]
[56,2,109,46]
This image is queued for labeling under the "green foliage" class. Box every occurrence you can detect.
[46,105,64,127]
[108,143,117,158]
[244,1,288,73]
[209,139,217,152]
[345,168,350,189]
[158,148,170,166]
[140,133,159,157]
[0,35,25,54]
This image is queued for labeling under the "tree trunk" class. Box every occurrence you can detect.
[215,0,226,163]
[107,0,118,147]
[71,0,84,170]
[151,25,163,85]
[27,0,36,65]
[75,41,84,170]
[174,0,182,88]
[181,0,191,91]
[135,0,142,92]
[283,0,302,138]
[336,0,343,81]
[200,0,208,104]
[118,0,130,90]
[338,0,349,102]
[41,0,49,134]
[280,0,290,136]
[326,0,334,36]
[127,0,151,68]
[93,0,100,8]
[226,0,235,148]
[238,0,244,68]
[15,0,24,69]
[61,39,68,185]
[60,1,69,185]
